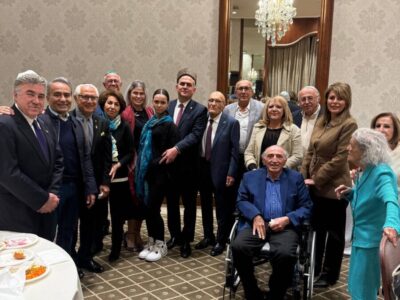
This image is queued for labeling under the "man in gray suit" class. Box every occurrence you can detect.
[224,79,264,178]
[0,70,63,240]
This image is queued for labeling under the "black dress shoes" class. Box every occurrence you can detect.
[167,237,181,250]
[180,242,192,258]
[210,243,225,256]
[195,237,216,250]
[108,252,119,262]
[78,268,85,279]
[314,273,336,288]
[78,259,104,273]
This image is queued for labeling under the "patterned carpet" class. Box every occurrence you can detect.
[80,206,378,300]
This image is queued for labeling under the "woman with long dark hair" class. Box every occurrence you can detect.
[136,89,180,262]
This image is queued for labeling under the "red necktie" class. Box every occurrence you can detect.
[205,119,213,161]
[175,103,184,125]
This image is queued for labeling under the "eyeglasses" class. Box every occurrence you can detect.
[208,98,224,104]
[78,94,98,102]
[236,86,251,92]
[105,79,120,84]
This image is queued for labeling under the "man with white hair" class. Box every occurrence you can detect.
[297,86,322,154]
[0,70,63,240]
[231,145,312,300]
[71,84,112,274]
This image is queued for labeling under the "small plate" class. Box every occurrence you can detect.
[3,234,39,249]
[0,249,34,267]
[25,263,50,283]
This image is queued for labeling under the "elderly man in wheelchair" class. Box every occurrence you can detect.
[230,145,313,300]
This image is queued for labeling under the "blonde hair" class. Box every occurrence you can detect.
[260,95,293,126]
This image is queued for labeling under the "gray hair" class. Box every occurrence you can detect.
[352,128,391,166]
[125,80,147,107]
[48,77,73,94]
[298,85,320,98]
[14,70,47,93]
[261,145,288,160]
[74,84,99,97]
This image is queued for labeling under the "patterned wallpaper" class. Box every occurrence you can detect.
[329,0,400,127]
[1,0,399,126]
[0,0,219,106]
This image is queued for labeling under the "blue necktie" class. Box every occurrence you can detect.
[33,120,49,162]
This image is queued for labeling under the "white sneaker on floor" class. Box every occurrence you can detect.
[138,237,154,259]
[145,240,167,262]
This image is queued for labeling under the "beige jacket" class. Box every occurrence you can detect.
[244,122,303,169]
[301,115,358,199]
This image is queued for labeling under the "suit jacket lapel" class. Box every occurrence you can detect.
[13,108,49,165]
[212,113,226,148]
[37,118,53,164]
[178,100,193,127]
[255,169,267,216]
[279,170,288,215]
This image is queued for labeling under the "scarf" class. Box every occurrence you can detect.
[135,114,172,205]
[108,114,121,162]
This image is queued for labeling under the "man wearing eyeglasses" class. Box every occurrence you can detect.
[196,91,239,256]
[161,68,207,258]
[297,86,322,154]
[71,84,112,275]
[224,80,264,180]
[103,71,122,92]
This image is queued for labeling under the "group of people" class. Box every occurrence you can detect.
[0,68,399,300]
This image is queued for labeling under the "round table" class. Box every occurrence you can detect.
[0,231,83,300]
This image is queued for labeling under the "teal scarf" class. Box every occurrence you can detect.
[135,114,172,204]
[108,115,121,162]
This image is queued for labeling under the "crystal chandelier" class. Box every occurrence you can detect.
[255,0,297,46]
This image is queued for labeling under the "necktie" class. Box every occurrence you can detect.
[175,103,184,125]
[205,119,213,161]
[82,118,92,151]
[32,120,49,161]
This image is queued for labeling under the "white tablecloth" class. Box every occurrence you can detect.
[0,231,83,300]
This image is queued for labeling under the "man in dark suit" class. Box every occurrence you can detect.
[0,70,63,240]
[71,84,112,274]
[160,68,207,258]
[231,145,313,300]
[195,91,239,256]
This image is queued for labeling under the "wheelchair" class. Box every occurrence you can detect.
[223,217,316,299]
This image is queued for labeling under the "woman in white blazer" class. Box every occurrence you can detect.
[244,95,302,170]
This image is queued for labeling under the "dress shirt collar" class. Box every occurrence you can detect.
[48,106,69,121]
[15,103,35,126]
[301,104,321,120]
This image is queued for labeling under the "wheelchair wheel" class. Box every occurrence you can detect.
[223,219,240,299]
[302,230,316,300]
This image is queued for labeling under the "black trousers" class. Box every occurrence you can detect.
[312,195,347,282]
[232,227,299,300]
[91,193,109,252]
[198,158,235,244]
[108,180,132,255]
[166,167,198,242]
[145,178,170,241]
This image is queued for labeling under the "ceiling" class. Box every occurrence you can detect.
[231,0,321,19]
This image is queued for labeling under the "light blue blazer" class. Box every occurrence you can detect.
[348,163,400,248]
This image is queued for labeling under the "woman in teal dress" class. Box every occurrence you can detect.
[336,128,400,300]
